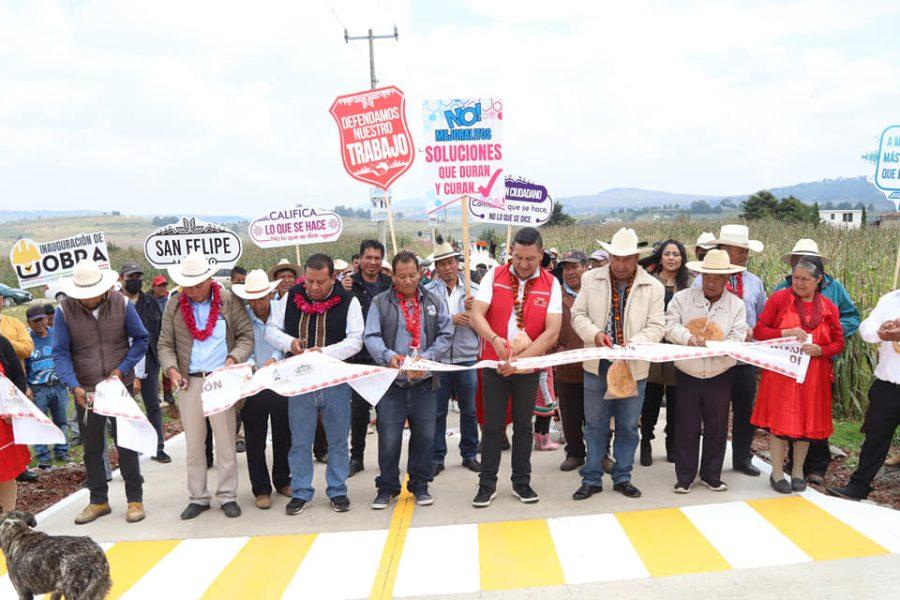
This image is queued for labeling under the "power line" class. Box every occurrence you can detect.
[321,0,365,63]
[382,0,397,27]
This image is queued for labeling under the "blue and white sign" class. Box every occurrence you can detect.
[875,125,900,200]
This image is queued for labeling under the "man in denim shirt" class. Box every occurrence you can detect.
[364,251,453,509]
[424,237,481,476]
[25,304,71,468]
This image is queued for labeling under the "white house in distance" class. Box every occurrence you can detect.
[819,208,863,230]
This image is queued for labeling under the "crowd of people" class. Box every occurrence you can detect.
[0,223,897,523]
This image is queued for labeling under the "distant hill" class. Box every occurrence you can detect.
[0,210,104,223]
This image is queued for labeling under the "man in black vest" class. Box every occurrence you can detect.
[341,239,393,476]
[267,253,364,514]
[363,251,453,510]
[120,262,170,464]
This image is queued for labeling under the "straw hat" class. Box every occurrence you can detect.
[333,259,349,271]
[695,231,716,250]
[166,252,215,287]
[712,224,764,253]
[686,249,747,275]
[597,228,647,257]
[61,260,119,300]
[381,259,393,272]
[781,238,829,266]
[432,236,461,262]
[231,269,278,300]
[267,258,301,280]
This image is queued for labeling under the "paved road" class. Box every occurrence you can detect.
[4,412,899,599]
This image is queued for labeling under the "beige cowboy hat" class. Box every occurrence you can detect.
[686,249,747,275]
[432,237,462,262]
[781,238,829,266]
[61,260,120,300]
[695,231,717,250]
[597,227,649,257]
[267,258,301,280]
[334,258,349,272]
[231,269,278,300]
[712,224,764,253]
[166,252,215,287]
[381,259,393,272]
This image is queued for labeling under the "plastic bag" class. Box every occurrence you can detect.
[687,317,724,343]
[604,359,637,399]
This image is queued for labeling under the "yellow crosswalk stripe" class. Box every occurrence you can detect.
[747,496,889,561]
[478,519,565,591]
[106,540,181,599]
[0,554,6,577]
[201,534,315,599]
[369,488,415,600]
[616,508,730,577]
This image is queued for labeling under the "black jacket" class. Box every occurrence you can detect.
[0,335,27,393]
[132,290,162,363]
[349,271,393,363]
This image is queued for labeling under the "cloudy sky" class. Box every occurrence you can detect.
[1,0,898,216]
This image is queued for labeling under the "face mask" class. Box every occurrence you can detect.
[124,279,143,294]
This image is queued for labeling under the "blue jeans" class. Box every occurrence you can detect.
[32,383,69,463]
[433,364,479,464]
[580,363,647,487]
[288,384,351,501]
[376,380,437,495]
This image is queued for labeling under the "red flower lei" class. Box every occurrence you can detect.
[179,281,222,341]
[294,287,341,315]
[397,291,421,350]
[510,276,537,330]
[726,273,744,299]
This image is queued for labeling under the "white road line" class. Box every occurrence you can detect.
[281,529,387,600]
[120,537,248,600]
[547,514,649,584]
[393,524,480,597]
[681,501,811,568]
[802,490,900,553]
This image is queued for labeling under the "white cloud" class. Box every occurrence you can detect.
[0,0,897,213]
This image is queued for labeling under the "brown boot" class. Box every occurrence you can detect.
[126,502,145,523]
[74,503,111,525]
[276,486,292,498]
[886,454,900,467]
[255,495,272,509]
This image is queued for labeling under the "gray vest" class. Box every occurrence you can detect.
[60,293,133,391]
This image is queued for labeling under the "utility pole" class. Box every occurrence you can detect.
[345,26,399,247]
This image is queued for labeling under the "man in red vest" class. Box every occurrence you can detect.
[469,227,562,508]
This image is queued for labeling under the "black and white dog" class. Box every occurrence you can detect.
[0,510,111,600]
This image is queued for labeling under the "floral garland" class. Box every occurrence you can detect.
[510,276,537,330]
[794,291,823,331]
[726,273,744,299]
[397,291,421,350]
[294,287,341,315]
[179,281,222,341]
[610,278,633,346]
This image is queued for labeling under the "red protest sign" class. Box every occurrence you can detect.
[329,86,415,190]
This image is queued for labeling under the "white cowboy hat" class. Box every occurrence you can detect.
[712,224,764,253]
[333,258,349,271]
[381,259,393,272]
[62,260,119,299]
[166,252,215,287]
[267,258,301,280]
[781,238,829,265]
[686,249,747,275]
[695,231,717,250]
[432,237,461,262]
[597,227,647,257]
[231,269,278,300]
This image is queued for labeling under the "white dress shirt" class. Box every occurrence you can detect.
[266,294,364,361]
[475,266,562,340]
[858,289,900,384]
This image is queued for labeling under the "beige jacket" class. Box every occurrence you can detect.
[571,266,665,379]
[665,287,748,379]
[158,288,254,379]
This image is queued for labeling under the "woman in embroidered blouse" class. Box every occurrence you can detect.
[751,257,844,494]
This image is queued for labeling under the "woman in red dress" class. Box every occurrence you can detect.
[1,334,32,511]
[751,257,844,494]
